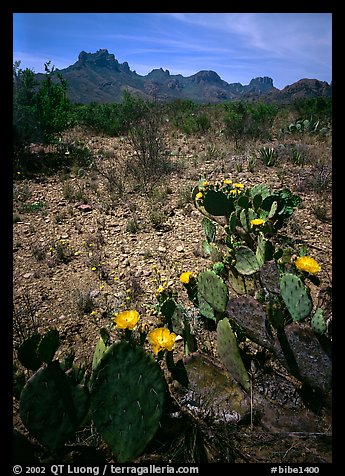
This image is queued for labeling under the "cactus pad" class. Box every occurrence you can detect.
[227,296,274,351]
[259,260,280,294]
[228,267,255,295]
[202,216,216,243]
[92,336,110,371]
[90,341,166,463]
[172,352,251,424]
[203,190,234,216]
[217,318,250,392]
[280,273,312,321]
[197,270,228,313]
[234,245,260,275]
[311,308,327,334]
[276,323,332,396]
[256,234,274,268]
[19,361,90,452]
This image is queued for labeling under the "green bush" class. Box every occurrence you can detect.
[13,61,74,175]
[223,101,277,148]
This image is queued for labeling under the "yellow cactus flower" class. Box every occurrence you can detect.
[251,218,265,226]
[180,271,194,284]
[113,310,140,330]
[295,256,321,274]
[223,179,232,185]
[233,183,244,188]
[202,181,209,187]
[148,327,177,355]
[229,189,239,196]
[196,192,203,200]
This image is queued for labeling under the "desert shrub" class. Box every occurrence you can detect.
[126,103,172,189]
[223,101,277,149]
[13,61,74,175]
[75,91,152,137]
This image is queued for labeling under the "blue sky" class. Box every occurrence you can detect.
[13,13,332,90]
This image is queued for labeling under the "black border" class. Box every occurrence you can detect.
[4,1,337,471]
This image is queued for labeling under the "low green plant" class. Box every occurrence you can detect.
[258,147,278,166]
[49,238,74,264]
[126,216,140,233]
[18,201,45,214]
[149,209,167,230]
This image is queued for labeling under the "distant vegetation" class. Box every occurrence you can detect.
[13,62,332,177]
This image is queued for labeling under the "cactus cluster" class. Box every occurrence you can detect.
[284,117,328,135]
[18,327,168,462]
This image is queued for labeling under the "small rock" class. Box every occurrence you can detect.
[90,290,100,299]
[76,203,92,212]
[176,245,184,252]
[158,246,167,253]
[23,272,33,279]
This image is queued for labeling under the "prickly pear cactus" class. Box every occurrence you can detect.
[217,318,250,392]
[198,293,216,320]
[92,328,110,371]
[228,267,255,295]
[250,184,271,201]
[227,296,274,351]
[255,233,274,268]
[90,341,166,463]
[19,361,90,452]
[17,333,43,371]
[212,261,225,276]
[311,308,327,334]
[202,216,216,243]
[202,240,223,262]
[234,245,260,275]
[259,260,280,294]
[17,329,60,371]
[275,323,332,397]
[197,270,228,314]
[203,189,234,216]
[280,273,312,322]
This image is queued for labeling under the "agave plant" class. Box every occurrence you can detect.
[258,147,278,166]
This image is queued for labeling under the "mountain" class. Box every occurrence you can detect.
[261,78,332,103]
[38,49,331,104]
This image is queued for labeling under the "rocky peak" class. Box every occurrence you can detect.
[147,68,171,81]
[191,70,222,84]
[247,76,275,93]
[77,49,120,71]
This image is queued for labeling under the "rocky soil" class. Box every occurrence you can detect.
[13,128,332,463]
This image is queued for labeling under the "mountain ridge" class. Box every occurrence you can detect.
[41,48,331,104]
